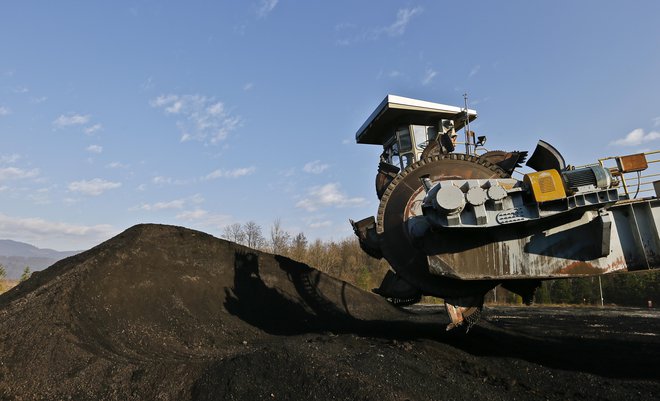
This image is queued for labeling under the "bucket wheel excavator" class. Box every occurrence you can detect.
[351,95,660,331]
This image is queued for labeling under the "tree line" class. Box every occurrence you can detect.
[534,271,658,307]
[483,270,658,308]
[222,219,390,291]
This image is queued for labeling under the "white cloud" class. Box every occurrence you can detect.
[151,94,178,110]
[30,96,47,104]
[470,96,490,106]
[84,123,102,135]
[28,187,52,205]
[52,113,102,137]
[207,102,224,116]
[0,154,21,164]
[610,128,660,146]
[106,161,128,169]
[243,82,254,91]
[155,200,185,210]
[175,208,232,228]
[203,166,256,180]
[334,22,356,31]
[422,68,437,85]
[0,213,116,250]
[303,160,329,174]
[0,106,10,116]
[469,65,481,78]
[13,86,28,94]
[207,115,240,143]
[385,7,423,36]
[279,167,296,177]
[132,194,203,212]
[86,145,103,154]
[140,76,154,91]
[134,199,185,211]
[152,176,171,185]
[176,209,208,220]
[150,175,191,186]
[169,100,183,114]
[0,167,39,181]
[336,7,423,45]
[129,194,204,212]
[309,220,332,228]
[653,116,660,127]
[256,0,278,18]
[189,193,205,204]
[68,178,121,196]
[296,183,367,211]
[151,94,242,144]
[53,113,91,128]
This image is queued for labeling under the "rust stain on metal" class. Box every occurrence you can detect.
[605,256,628,273]
[553,261,604,275]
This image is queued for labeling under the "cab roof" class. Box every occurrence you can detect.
[355,94,477,145]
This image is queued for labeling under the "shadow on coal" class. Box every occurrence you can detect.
[224,251,409,336]
[224,251,659,380]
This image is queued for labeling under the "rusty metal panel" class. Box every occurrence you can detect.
[616,153,648,173]
[423,199,660,280]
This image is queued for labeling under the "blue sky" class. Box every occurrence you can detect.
[1,1,659,250]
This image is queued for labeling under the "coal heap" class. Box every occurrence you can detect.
[3,224,659,401]
[0,224,405,400]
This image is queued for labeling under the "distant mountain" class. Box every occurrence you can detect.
[0,240,81,280]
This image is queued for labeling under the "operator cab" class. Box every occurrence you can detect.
[356,95,477,170]
[382,123,449,169]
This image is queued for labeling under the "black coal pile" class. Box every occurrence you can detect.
[0,224,658,401]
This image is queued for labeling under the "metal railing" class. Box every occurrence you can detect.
[596,150,660,199]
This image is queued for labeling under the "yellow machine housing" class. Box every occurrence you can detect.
[524,169,566,202]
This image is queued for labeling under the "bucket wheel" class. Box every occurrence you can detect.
[375,154,508,330]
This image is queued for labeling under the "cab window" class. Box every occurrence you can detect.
[413,125,428,150]
[390,142,400,167]
[400,153,413,168]
[396,127,412,153]
[426,126,438,142]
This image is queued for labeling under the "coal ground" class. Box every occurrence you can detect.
[0,224,658,401]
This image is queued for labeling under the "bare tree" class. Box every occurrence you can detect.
[221,222,391,292]
[223,223,246,246]
[244,221,266,250]
[270,218,291,255]
[305,239,340,274]
[289,232,308,261]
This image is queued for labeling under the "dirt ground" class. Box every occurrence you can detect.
[0,224,657,401]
